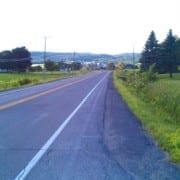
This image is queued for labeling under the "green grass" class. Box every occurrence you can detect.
[0,71,85,91]
[144,80,180,122]
[113,70,180,163]
[158,73,180,80]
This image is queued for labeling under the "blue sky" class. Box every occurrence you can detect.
[0,0,179,54]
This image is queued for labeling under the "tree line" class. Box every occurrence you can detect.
[140,29,180,77]
[0,47,31,72]
[43,60,82,71]
[0,47,82,72]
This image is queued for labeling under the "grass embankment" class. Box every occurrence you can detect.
[0,71,84,91]
[113,70,180,163]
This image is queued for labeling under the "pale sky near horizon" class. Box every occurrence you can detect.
[0,0,179,54]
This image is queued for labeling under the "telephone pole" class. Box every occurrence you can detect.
[132,45,135,72]
[43,36,47,79]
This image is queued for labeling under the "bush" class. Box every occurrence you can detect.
[113,70,180,163]
[18,78,32,85]
[10,80,20,87]
[31,78,39,83]
[119,64,158,93]
[145,63,158,82]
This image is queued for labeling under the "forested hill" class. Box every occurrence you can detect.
[31,51,141,64]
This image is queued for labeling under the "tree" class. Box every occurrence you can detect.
[175,38,180,70]
[161,29,177,78]
[140,31,159,71]
[45,59,59,71]
[0,50,13,59]
[0,50,12,71]
[58,61,68,70]
[13,47,31,72]
[0,47,31,72]
[107,62,115,70]
[12,47,31,59]
[71,62,82,70]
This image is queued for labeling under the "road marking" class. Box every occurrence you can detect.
[14,72,108,180]
[0,73,94,97]
[0,73,98,111]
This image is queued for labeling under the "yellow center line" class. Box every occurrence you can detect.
[0,74,98,111]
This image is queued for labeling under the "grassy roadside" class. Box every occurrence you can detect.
[0,70,86,91]
[113,70,180,163]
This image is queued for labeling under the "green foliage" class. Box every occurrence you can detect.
[12,47,31,59]
[113,70,180,163]
[45,60,59,71]
[145,63,158,82]
[161,29,177,77]
[140,31,159,71]
[145,79,180,123]
[140,29,180,76]
[44,60,82,71]
[71,62,82,70]
[120,64,157,92]
[107,62,115,70]
[18,78,32,85]
[0,71,84,91]
[0,50,13,59]
[0,47,31,72]
[58,61,71,70]
[175,39,180,68]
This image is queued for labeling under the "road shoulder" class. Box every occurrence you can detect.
[103,76,180,180]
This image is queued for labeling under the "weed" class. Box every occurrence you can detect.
[0,71,83,91]
[113,70,180,163]
[18,78,32,85]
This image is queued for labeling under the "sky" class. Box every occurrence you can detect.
[0,0,179,54]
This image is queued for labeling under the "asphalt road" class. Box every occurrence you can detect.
[0,71,179,180]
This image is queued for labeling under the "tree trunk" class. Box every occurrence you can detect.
[170,72,173,78]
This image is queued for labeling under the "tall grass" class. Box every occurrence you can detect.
[113,70,180,163]
[144,80,180,123]
[0,71,83,91]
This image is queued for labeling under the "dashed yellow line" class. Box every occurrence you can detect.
[0,74,97,111]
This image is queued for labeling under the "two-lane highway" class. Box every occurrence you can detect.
[0,72,101,108]
[0,71,179,180]
[0,72,131,179]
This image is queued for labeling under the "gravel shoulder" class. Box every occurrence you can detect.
[103,76,180,180]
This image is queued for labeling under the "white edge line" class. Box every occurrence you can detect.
[14,72,109,180]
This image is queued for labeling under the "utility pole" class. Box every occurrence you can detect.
[43,36,47,79]
[73,51,76,61]
[133,45,135,72]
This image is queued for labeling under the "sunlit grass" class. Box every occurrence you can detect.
[145,80,180,123]
[0,71,84,91]
[113,70,180,163]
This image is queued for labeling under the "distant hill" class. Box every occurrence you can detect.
[113,53,141,64]
[31,51,141,64]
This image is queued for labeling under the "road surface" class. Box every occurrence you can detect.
[0,71,179,180]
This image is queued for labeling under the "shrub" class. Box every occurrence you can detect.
[113,70,180,163]
[119,64,157,93]
[18,78,32,85]
[144,63,158,82]
[10,80,19,87]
